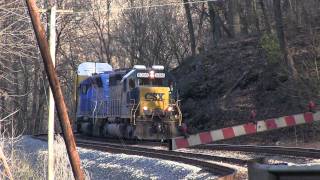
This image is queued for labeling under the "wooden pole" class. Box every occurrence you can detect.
[25,1,84,180]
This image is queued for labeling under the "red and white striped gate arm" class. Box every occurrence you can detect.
[169,111,320,150]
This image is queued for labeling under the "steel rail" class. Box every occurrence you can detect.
[197,144,320,158]
[76,139,247,165]
[76,136,320,159]
[33,135,237,180]
[76,140,237,180]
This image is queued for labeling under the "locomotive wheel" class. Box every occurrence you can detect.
[76,123,82,133]
[79,122,93,136]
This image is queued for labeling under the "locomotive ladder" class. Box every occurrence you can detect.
[130,101,140,125]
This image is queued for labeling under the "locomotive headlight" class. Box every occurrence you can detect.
[149,70,155,79]
[143,106,152,116]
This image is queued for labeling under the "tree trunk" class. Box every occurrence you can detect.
[106,0,112,64]
[273,0,298,78]
[197,3,205,52]
[31,58,40,134]
[35,84,47,134]
[183,0,196,56]
[13,58,21,134]
[227,0,241,37]
[20,59,29,134]
[259,0,271,33]
[0,65,6,121]
[208,1,220,46]
[252,0,261,33]
[240,1,249,35]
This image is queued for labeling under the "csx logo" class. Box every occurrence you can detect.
[144,93,164,101]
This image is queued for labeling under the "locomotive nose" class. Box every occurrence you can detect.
[139,86,170,116]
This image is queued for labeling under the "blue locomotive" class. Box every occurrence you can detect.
[75,62,185,140]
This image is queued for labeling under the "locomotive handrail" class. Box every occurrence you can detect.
[129,99,140,125]
[90,99,98,124]
[175,100,183,126]
[129,99,136,124]
[133,101,140,125]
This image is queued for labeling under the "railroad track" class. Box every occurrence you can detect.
[77,138,247,165]
[198,144,320,159]
[35,134,320,159]
[76,140,237,179]
[34,135,237,180]
[77,135,320,159]
[75,134,165,146]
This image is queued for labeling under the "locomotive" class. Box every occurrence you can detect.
[75,62,184,140]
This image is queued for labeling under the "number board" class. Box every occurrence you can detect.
[137,72,165,78]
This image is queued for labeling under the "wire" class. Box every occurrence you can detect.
[99,0,215,11]
[31,0,217,15]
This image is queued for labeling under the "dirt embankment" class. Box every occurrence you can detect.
[173,32,320,144]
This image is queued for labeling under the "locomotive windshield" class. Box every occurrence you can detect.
[138,78,165,86]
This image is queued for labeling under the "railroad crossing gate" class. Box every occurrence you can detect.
[169,111,320,150]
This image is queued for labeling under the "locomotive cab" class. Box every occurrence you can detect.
[118,65,183,140]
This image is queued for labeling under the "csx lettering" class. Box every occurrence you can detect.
[145,93,164,101]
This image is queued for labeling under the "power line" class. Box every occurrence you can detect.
[100,0,216,11]
[28,0,217,15]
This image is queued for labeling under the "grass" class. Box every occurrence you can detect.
[0,134,90,180]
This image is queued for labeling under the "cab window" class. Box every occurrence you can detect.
[129,79,135,89]
[138,78,165,86]
[153,79,164,86]
[138,78,150,86]
[123,79,127,91]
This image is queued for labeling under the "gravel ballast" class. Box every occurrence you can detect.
[16,136,216,180]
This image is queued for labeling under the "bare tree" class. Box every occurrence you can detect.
[227,0,241,37]
[259,0,271,33]
[0,0,319,136]
[0,1,37,134]
[208,1,220,46]
[183,0,196,56]
[273,0,298,78]
[252,0,260,33]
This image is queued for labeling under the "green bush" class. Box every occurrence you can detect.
[260,34,281,65]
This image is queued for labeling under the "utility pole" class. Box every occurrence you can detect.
[48,5,56,180]
[25,1,84,180]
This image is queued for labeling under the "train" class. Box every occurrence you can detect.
[74,62,186,140]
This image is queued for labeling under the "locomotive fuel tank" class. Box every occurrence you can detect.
[103,123,134,138]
